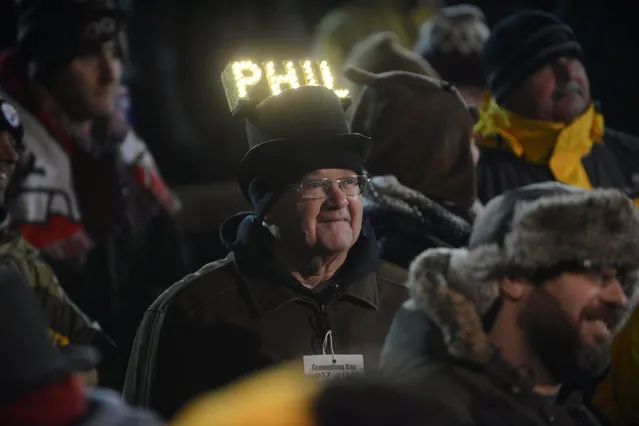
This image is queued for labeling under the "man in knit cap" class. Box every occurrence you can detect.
[473,10,639,206]
[413,4,490,108]
[0,0,188,387]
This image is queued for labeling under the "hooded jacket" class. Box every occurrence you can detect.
[381,249,605,426]
[364,175,472,268]
[123,213,408,419]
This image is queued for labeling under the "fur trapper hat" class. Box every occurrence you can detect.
[405,183,639,363]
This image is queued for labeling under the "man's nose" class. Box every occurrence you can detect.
[99,55,117,85]
[601,278,629,310]
[325,182,348,208]
[552,57,574,84]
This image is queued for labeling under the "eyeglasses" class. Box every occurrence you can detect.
[290,175,369,199]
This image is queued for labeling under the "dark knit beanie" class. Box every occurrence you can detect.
[413,5,489,88]
[17,0,127,65]
[483,10,584,103]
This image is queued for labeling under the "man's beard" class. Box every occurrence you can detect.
[517,288,611,385]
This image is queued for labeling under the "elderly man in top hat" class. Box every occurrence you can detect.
[123,84,409,419]
[473,10,639,206]
[0,0,188,387]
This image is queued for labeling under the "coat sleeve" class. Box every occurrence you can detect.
[591,306,639,426]
[0,240,102,346]
[1,244,109,386]
[149,305,258,420]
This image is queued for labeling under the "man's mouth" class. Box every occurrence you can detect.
[317,215,350,223]
[583,313,616,337]
[553,87,582,101]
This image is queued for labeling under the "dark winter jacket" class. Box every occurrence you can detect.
[477,129,639,204]
[380,248,602,426]
[123,213,408,419]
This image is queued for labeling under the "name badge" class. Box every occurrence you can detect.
[303,354,365,381]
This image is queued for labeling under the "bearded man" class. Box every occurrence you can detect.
[380,182,639,426]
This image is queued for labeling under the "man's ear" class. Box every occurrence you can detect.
[499,277,529,301]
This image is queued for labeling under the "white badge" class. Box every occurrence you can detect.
[1,103,20,128]
[302,330,365,381]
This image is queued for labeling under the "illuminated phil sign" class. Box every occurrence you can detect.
[221,60,349,112]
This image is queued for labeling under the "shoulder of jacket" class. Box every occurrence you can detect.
[148,253,240,316]
[604,128,639,151]
[375,260,408,287]
[0,234,42,285]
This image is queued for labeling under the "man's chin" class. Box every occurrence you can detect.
[575,344,611,379]
[315,237,356,254]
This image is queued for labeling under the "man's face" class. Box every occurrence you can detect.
[504,57,590,123]
[266,169,364,255]
[0,132,19,205]
[517,269,630,383]
[50,41,122,121]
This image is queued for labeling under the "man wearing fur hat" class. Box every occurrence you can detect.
[124,85,409,419]
[0,0,188,386]
[381,182,639,426]
[474,10,639,207]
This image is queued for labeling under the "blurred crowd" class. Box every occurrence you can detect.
[0,0,638,425]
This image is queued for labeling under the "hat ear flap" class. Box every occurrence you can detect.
[343,67,379,88]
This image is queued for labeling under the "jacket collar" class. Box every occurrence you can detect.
[234,254,380,316]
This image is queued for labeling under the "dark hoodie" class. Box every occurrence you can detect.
[123,211,408,420]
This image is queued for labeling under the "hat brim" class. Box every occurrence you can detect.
[237,134,372,201]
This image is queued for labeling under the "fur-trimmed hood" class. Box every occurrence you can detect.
[364,175,473,268]
[364,175,472,239]
[403,188,639,365]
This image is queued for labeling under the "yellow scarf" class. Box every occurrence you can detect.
[474,98,604,191]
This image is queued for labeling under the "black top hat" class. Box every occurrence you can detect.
[237,85,372,202]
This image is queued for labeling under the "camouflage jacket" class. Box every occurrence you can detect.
[0,212,102,355]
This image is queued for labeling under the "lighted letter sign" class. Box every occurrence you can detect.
[221,60,349,113]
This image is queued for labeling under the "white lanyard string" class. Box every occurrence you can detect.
[322,330,335,359]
